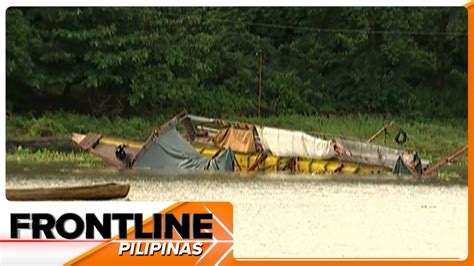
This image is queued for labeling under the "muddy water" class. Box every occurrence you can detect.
[6,162,468,259]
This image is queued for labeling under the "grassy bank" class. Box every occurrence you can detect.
[6,148,102,167]
[6,112,467,176]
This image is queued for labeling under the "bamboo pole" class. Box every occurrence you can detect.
[423,145,468,176]
[367,120,396,143]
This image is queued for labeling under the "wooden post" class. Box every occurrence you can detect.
[423,145,468,176]
[248,152,268,171]
[257,49,264,117]
[368,120,395,143]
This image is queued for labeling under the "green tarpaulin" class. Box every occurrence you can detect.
[134,127,235,173]
[393,153,423,176]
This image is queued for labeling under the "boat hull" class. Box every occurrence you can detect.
[74,134,390,175]
[6,183,130,201]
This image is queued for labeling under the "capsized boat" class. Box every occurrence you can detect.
[72,112,235,174]
[72,112,430,176]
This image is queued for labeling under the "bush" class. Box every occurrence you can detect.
[28,117,67,137]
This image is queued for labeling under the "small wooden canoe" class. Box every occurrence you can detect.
[6,183,130,201]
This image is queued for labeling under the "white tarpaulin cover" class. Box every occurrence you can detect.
[334,138,401,169]
[256,127,336,159]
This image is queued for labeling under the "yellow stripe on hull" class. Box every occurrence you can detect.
[99,137,389,175]
[196,146,389,175]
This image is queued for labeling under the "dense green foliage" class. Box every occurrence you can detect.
[6,7,467,119]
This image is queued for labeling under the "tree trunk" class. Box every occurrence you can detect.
[435,12,449,95]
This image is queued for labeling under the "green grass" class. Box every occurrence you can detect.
[6,112,467,169]
[6,147,102,168]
